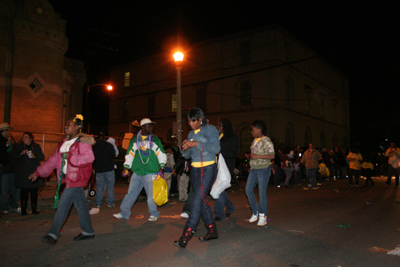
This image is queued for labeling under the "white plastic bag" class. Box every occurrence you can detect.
[210,153,231,199]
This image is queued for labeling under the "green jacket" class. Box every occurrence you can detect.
[124,134,167,175]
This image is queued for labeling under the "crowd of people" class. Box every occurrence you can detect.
[0,109,398,248]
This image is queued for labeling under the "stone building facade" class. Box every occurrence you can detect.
[0,0,85,133]
[109,25,350,152]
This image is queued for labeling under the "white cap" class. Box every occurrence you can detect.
[140,118,156,126]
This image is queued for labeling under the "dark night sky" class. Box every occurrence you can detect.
[49,0,400,150]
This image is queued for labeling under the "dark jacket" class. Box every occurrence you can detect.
[14,142,45,188]
[219,134,239,175]
[2,141,17,174]
[92,140,116,173]
[174,156,191,176]
[0,134,9,166]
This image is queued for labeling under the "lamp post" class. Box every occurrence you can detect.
[173,52,184,145]
[86,84,113,134]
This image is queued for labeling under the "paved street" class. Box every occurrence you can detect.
[1,176,400,267]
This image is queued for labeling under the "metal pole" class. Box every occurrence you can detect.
[176,66,182,146]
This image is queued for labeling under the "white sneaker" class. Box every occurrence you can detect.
[249,213,258,223]
[148,215,158,222]
[113,213,128,220]
[14,207,21,213]
[257,214,267,226]
[89,207,100,215]
[180,212,189,219]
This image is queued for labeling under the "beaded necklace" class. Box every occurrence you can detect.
[251,135,264,155]
[136,131,154,164]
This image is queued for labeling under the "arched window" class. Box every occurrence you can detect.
[332,134,338,148]
[240,127,253,153]
[320,131,326,148]
[304,128,312,146]
[122,100,130,119]
[285,123,294,145]
[285,77,294,107]
[240,80,252,106]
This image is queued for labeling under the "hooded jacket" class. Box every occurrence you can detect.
[35,134,95,188]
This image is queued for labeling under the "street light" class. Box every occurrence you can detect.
[86,84,113,134]
[174,52,184,145]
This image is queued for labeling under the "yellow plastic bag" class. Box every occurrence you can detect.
[319,163,330,177]
[153,175,168,206]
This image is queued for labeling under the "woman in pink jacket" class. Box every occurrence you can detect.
[29,115,95,245]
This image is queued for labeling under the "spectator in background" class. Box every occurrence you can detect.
[214,118,239,221]
[346,148,363,187]
[341,147,349,179]
[173,156,190,202]
[14,132,45,215]
[107,137,119,157]
[163,145,176,197]
[1,134,20,215]
[301,143,321,190]
[0,123,12,213]
[89,134,117,215]
[384,142,400,186]
[361,155,374,187]
[282,149,294,188]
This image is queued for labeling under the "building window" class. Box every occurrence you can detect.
[29,77,43,93]
[240,41,251,65]
[304,128,312,146]
[285,124,294,145]
[171,93,177,112]
[240,127,253,153]
[124,72,130,87]
[319,92,326,117]
[240,80,252,106]
[304,85,312,112]
[285,77,294,107]
[320,131,326,148]
[148,96,155,116]
[122,100,130,118]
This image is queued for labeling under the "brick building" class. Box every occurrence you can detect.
[0,0,85,133]
[109,25,350,152]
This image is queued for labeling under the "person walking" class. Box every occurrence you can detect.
[174,108,220,248]
[14,132,45,215]
[346,148,363,187]
[246,120,275,226]
[384,142,400,186]
[89,134,117,215]
[29,115,96,245]
[301,143,321,190]
[214,118,238,221]
[113,118,167,221]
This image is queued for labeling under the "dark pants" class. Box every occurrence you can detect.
[183,183,194,214]
[363,168,374,185]
[20,188,38,206]
[186,164,217,231]
[387,165,400,185]
[348,169,359,185]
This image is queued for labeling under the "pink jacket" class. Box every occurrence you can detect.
[35,135,95,188]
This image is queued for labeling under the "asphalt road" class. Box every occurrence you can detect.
[1,176,400,267]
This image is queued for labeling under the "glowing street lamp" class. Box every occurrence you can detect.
[174,52,184,145]
[86,84,113,134]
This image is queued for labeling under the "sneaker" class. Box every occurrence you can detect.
[89,207,100,215]
[148,215,158,222]
[257,214,267,226]
[42,235,57,245]
[107,204,115,208]
[14,207,21,213]
[113,213,128,220]
[249,213,258,223]
[180,212,189,219]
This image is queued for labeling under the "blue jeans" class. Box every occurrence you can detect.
[1,173,20,211]
[246,167,271,215]
[47,187,94,240]
[306,168,318,188]
[95,170,115,206]
[119,172,159,219]
[186,164,217,230]
[214,191,235,220]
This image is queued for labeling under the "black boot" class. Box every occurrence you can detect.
[21,199,28,216]
[199,222,218,241]
[31,202,40,215]
[174,225,196,248]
